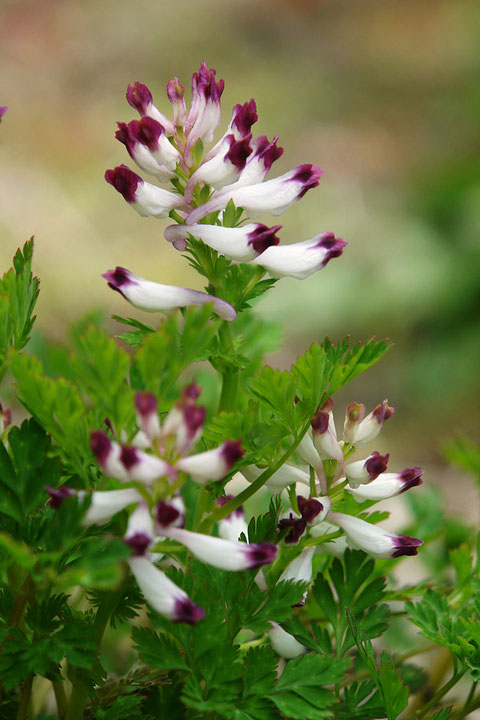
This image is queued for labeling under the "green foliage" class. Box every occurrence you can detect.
[0,238,39,379]
[444,435,480,486]
[312,550,389,654]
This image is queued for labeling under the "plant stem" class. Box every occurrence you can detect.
[414,669,465,719]
[16,672,34,720]
[217,322,239,414]
[53,681,68,719]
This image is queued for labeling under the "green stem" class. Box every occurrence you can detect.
[201,420,312,532]
[451,692,480,720]
[16,672,34,720]
[65,591,120,720]
[217,322,239,414]
[415,669,465,719]
[53,681,68,719]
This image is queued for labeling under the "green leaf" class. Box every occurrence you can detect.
[133,627,190,672]
[267,654,350,719]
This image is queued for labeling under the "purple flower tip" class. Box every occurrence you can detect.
[166,77,185,102]
[346,401,365,424]
[232,99,258,136]
[221,440,245,468]
[392,535,423,558]
[173,597,206,625]
[365,451,390,480]
[315,233,348,267]
[130,117,165,150]
[311,410,329,436]
[193,62,224,101]
[255,135,284,170]
[373,401,395,424]
[105,164,141,203]
[184,404,206,435]
[135,391,157,417]
[102,266,135,294]
[291,164,324,198]
[46,485,74,509]
[399,468,423,492]
[247,542,278,569]
[90,430,112,465]
[297,496,323,524]
[156,500,182,528]
[125,532,152,556]
[115,122,135,154]
[120,445,140,470]
[181,381,202,404]
[225,135,252,171]
[126,82,153,114]
[278,514,307,544]
[247,224,282,255]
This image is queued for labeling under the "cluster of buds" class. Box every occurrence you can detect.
[103,63,346,318]
[47,383,278,624]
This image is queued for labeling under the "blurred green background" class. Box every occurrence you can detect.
[1,0,479,514]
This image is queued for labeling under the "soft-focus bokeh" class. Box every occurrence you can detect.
[1,0,479,515]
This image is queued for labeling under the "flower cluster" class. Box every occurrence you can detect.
[241,398,423,570]
[48,383,278,624]
[103,62,346,318]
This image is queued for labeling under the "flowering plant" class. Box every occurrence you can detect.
[0,66,479,720]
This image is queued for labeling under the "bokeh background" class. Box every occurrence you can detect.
[1,0,479,518]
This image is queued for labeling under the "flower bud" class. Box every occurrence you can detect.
[135,392,161,441]
[311,402,343,464]
[269,622,306,658]
[343,400,394,447]
[126,81,176,136]
[166,76,186,126]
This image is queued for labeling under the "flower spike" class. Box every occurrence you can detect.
[102,266,236,321]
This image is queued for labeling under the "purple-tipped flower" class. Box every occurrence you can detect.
[175,440,244,483]
[166,76,186,126]
[186,163,323,224]
[126,81,176,136]
[164,222,281,261]
[205,99,258,161]
[311,401,344,464]
[343,400,394,447]
[90,430,173,484]
[347,467,423,501]
[105,165,184,217]
[156,496,186,529]
[278,511,307,545]
[241,462,310,493]
[128,555,205,623]
[250,232,346,280]
[46,485,75,509]
[184,134,252,202]
[345,451,390,489]
[135,392,161,441]
[219,135,284,192]
[184,62,225,163]
[174,404,206,454]
[162,526,277,571]
[115,118,180,177]
[217,495,249,542]
[124,502,155,555]
[102,266,236,322]
[329,512,423,559]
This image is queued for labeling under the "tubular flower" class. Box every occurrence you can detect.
[164,222,281,261]
[102,266,236,321]
[328,513,423,559]
[346,467,423,501]
[106,63,345,294]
